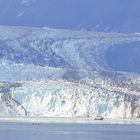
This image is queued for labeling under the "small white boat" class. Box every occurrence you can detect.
[94,116,104,120]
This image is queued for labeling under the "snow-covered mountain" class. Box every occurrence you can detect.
[0,26,140,119]
[0,0,36,17]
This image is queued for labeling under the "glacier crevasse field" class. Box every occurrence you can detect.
[0,26,140,119]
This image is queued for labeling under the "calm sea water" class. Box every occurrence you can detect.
[0,122,140,140]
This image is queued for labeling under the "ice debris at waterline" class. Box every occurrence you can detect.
[0,26,140,119]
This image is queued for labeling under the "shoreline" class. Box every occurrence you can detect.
[0,117,140,125]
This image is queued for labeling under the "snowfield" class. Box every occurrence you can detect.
[0,26,140,119]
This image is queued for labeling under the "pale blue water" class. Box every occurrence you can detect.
[0,122,140,140]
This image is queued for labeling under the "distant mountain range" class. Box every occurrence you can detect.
[0,0,140,32]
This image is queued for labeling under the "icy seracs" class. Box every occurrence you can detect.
[0,26,140,119]
[0,80,140,119]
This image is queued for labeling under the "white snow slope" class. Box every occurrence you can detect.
[0,26,140,119]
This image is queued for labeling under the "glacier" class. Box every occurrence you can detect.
[0,26,140,119]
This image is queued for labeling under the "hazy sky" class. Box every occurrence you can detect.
[0,0,140,32]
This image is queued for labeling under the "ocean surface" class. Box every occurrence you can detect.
[0,121,140,140]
